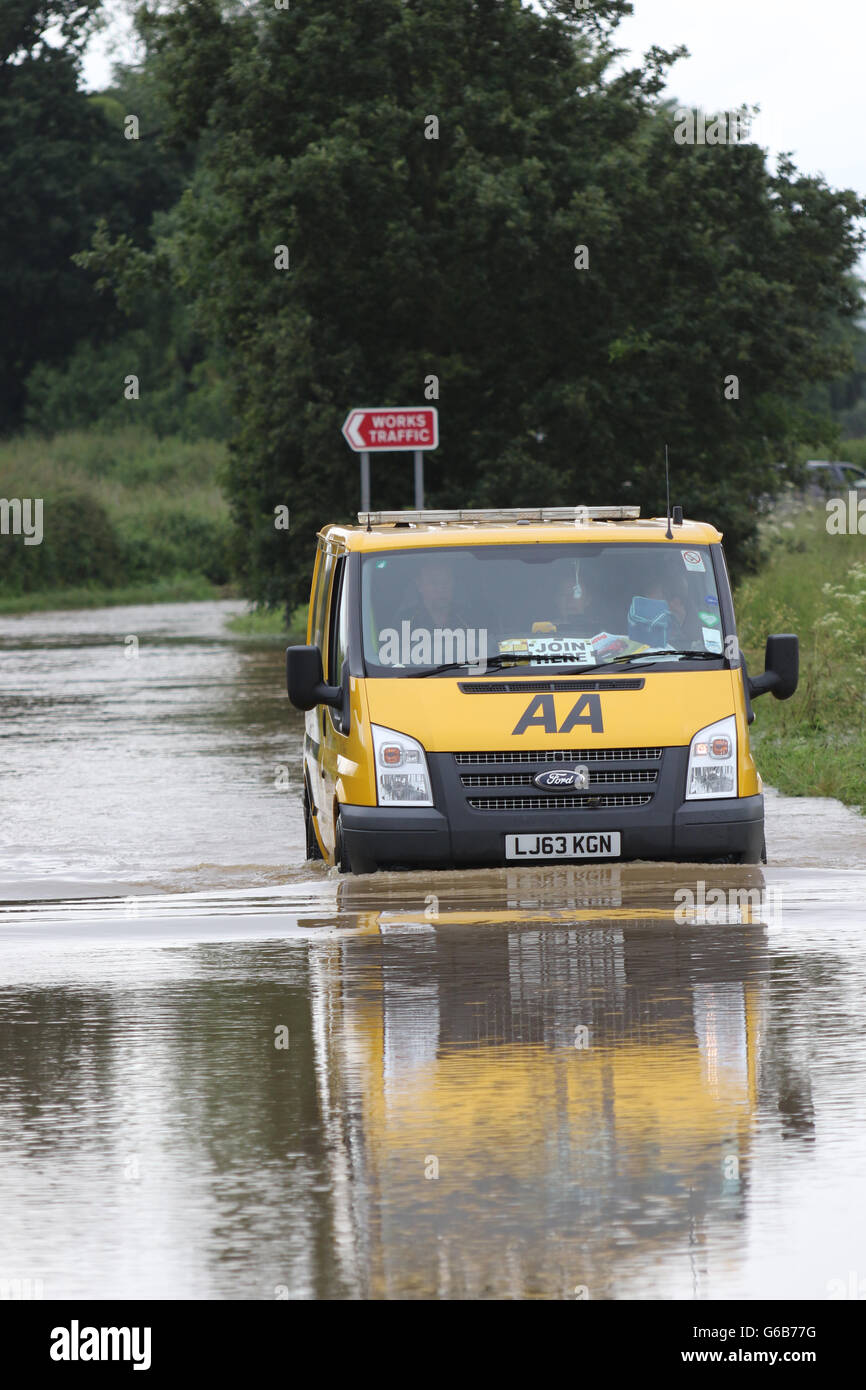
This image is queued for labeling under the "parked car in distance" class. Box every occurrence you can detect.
[805,460,866,498]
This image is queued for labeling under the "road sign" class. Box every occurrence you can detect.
[341,407,438,453]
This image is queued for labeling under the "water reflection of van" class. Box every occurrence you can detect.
[311,875,779,1297]
[287,506,798,873]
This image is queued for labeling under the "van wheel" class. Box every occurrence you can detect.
[304,785,323,861]
[334,809,374,875]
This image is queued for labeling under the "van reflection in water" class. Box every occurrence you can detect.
[304,865,812,1298]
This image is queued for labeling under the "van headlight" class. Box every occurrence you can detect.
[372,724,434,806]
[686,715,737,799]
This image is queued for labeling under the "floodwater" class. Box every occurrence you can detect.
[1,600,865,1300]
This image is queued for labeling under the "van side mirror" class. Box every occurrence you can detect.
[286,646,342,711]
[748,634,798,701]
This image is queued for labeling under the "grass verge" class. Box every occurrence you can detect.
[0,427,232,603]
[226,603,308,642]
[0,575,226,614]
[736,502,866,810]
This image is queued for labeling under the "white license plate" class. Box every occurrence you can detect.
[505,832,621,861]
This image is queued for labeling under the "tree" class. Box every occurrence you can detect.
[24,56,227,440]
[0,2,108,428]
[127,0,863,607]
[0,1,212,434]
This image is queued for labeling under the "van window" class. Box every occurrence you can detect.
[361,542,725,675]
[327,557,348,686]
[311,547,335,653]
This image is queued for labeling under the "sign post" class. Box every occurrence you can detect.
[413,450,424,508]
[342,407,438,511]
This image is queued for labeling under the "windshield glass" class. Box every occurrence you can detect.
[361,542,726,676]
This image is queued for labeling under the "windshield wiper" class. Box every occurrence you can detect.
[416,653,539,678]
[602,649,724,668]
[415,653,604,678]
[514,649,724,675]
[412,648,722,678]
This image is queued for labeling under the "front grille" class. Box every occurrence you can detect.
[459,678,645,693]
[461,769,658,787]
[466,794,653,811]
[454,747,662,766]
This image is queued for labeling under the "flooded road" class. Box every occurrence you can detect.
[1,601,865,1300]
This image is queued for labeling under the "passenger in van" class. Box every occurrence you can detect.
[649,572,688,625]
[630,572,692,648]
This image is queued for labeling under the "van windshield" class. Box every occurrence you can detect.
[361,542,726,676]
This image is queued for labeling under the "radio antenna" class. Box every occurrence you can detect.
[664,444,673,539]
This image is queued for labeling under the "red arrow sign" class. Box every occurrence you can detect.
[342,407,439,452]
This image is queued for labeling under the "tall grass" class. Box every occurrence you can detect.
[0,428,232,603]
[226,603,309,641]
[735,501,866,806]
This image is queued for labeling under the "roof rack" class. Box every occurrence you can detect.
[357,505,641,526]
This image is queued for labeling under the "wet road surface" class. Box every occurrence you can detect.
[1,602,865,1299]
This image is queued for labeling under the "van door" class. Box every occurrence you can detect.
[305,543,335,853]
[318,552,349,859]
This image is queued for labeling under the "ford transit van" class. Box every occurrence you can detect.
[287,506,798,872]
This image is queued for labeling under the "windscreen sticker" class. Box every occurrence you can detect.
[499,637,594,663]
[702,626,723,652]
[499,633,642,665]
[705,594,719,605]
[698,610,719,626]
[681,549,706,572]
[589,631,632,660]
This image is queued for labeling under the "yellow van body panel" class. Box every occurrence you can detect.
[734,668,761,797]
[341,670,758,808]
[364,669,734,751]
[309,676,375,855]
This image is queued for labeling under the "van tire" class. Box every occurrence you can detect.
[304,784,323,861]
[334,809,374,875]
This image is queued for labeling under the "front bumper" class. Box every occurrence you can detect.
[341,747,764,869]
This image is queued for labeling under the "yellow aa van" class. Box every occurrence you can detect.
[286,506,798,873]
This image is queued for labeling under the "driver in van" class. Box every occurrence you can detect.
[397,554,473,632]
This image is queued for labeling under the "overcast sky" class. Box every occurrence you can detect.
[82,0,866,201]
[614,0,866,197]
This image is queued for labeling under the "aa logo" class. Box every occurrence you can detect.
[512,693,603,736]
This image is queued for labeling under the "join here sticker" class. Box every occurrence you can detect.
[499,637,595,662]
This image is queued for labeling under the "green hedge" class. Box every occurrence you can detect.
[0,428,231,599]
